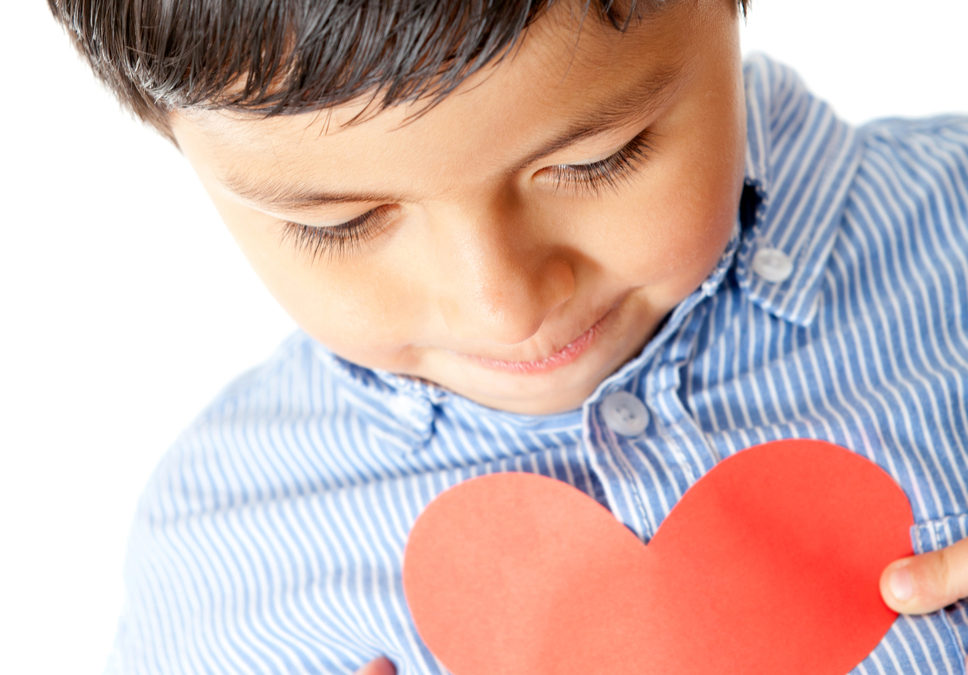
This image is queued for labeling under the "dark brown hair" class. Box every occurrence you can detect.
[48,0,749,143]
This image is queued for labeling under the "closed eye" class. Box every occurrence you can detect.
[544,127,654,195]
[279,128,654,262]
[279,205,397,262]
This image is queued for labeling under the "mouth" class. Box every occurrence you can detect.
[461,309,612,375]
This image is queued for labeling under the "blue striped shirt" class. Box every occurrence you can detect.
[113,54,968,673]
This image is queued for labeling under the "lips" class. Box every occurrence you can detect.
[461,308,612,375]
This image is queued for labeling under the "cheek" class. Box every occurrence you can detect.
[214,205,422,367]
[586,157,739,292]
[577,92,742,288]
[632,120,743,288]
[280,263,417,363]
[611,53,745,286]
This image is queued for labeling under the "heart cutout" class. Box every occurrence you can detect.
[403,439,914,674]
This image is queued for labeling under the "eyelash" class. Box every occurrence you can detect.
[280,206,396,262]
[546,128,654,196]
[281,128,653,261]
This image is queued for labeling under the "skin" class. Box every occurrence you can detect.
[171,0,746,417]
[166,0,968,669]
[881,539,968,615]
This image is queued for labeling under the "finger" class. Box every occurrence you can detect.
[355,656,396,675]
[881,537,968,614]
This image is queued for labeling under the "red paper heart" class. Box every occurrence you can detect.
[403,440,914,674]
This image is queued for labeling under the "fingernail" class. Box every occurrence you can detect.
[889,565,914,602]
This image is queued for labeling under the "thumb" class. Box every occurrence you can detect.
[880,537,968,614]
[355,657,396,675]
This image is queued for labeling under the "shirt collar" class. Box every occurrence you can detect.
[736,53,862,326]
[310,341,582,451]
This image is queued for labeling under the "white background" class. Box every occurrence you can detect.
[3,2,967,673]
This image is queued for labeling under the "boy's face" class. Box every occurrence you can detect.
[171,0,745,415]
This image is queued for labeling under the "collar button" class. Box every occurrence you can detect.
[752,247,794,283]
[601,391,649,437]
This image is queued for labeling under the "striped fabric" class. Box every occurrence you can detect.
[113,54,968,674]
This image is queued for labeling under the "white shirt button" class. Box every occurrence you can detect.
[751,247,793,283]
[601,391,649,437]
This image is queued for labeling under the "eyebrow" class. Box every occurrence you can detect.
[219,64,681,213]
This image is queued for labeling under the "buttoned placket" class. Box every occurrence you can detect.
[580,207,815,544]
[577,214,748,541]
[581,313,723,542]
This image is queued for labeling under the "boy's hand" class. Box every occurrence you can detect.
[881,538,968,614]
[356,656,396,675]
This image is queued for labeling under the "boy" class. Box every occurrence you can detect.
[48,0,968,672]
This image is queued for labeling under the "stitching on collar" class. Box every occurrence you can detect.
[734,55,861,326]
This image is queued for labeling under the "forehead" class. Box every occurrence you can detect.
[171,1,698,196]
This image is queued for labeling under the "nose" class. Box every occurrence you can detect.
[432,203,576,345]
